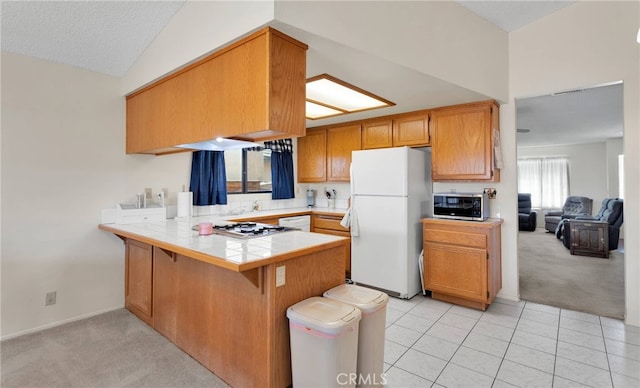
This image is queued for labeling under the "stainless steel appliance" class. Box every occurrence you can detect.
[433,192,489,221]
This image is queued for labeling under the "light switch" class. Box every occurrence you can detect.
[276,266,286,287]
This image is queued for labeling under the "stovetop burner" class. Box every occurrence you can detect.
[193,222,297,238]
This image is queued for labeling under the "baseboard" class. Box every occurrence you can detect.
[0,305,124,342]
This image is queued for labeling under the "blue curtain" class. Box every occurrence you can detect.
[264,139,294,200]
[271,151,294,199]
[189,151,227,205]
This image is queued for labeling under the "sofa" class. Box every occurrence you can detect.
[518,193,537,231]
[544,196,593,233]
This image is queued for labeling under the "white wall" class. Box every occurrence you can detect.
[606,138,623,198]
[518,141,613,216]
[0,53,192,339]
[122,0,274,94]
[508,1,639,325]
[274,0,509,102]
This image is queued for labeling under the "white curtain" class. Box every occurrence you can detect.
[518,157,569,209]
[518,159,542,207]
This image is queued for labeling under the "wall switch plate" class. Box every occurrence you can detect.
[276,266,286,287]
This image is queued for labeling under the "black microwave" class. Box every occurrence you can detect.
[433,193,489,221]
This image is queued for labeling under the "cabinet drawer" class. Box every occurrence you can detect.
[424,229,486,249]
[314,228,350,237]
[313,215,349,232]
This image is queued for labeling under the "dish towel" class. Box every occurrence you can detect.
[341,206,360,237]
[340,207,351,228]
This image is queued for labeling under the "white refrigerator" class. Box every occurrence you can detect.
[350,147,432,299]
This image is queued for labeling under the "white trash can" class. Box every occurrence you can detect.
[287,296,362,388]
[323,284,389,387]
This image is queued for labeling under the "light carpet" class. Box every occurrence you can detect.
[518,228,624,319]
[1,309,228,388]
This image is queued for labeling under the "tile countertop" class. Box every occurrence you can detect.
[99,207,349,272]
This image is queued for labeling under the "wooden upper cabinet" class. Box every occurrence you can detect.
[362,120,393,149]
[327,124,362,181]
[392,113,430,147]
[126,27,308,155]
[297,129,327,182]
[362,112,429,150]
[430,101,500,182]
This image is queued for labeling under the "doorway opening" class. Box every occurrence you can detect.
[516,82,625,319]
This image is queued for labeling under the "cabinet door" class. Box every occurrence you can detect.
[423,241,488,303]
[327,124,361,181]
[362,120,393,149]
[430,102,497,181]
[125,239,153,324]
[297,129,327,182]
[393,113,430,146]
[153,247,178,341]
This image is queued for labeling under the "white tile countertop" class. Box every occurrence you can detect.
[99,210,349,272]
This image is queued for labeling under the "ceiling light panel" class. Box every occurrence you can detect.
[305,101,345,119]
[305,74,394,120]
[307,79,387,111]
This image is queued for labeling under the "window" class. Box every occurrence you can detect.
[518,157,569,208]
[224,148,272,194]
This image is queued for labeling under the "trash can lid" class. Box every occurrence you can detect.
[286,297,361,334]
[323,284,389,314]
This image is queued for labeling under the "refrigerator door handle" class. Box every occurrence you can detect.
[349,163,359,237]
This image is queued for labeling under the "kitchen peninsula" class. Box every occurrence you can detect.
[99,217,348,387]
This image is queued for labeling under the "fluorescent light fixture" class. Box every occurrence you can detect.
[176,138,261,151]
[305,101,345,119]
[306,74,394,120]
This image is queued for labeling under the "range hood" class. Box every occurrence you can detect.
[176,138,262,151]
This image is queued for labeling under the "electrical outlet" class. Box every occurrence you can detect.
[45,291,56,306]
[484,188,497,199]
[276,266,286,287]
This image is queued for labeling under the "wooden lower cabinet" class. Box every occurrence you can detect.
[122,237,346,387]
[421,218,503,310]
[125,239,153,325]
[312,213,351,277]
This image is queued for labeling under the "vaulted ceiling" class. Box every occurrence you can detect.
[3,1,621,148]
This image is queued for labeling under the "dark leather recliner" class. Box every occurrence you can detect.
[561,198,624,250]
[545,196,593,233]
[518,193,537,231]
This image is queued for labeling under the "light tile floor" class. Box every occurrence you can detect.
[382,295,640,387]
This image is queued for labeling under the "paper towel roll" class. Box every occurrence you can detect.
[177,192,193,218]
